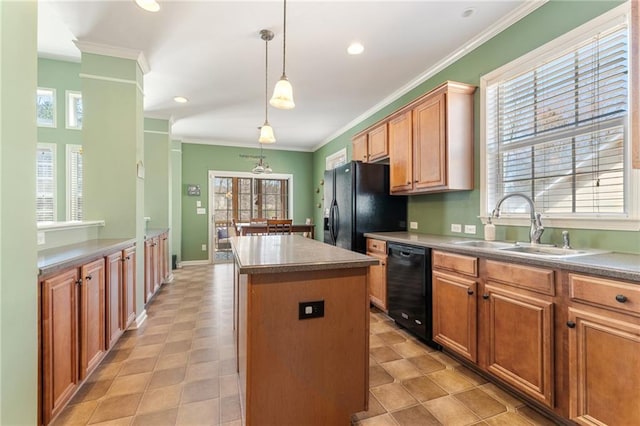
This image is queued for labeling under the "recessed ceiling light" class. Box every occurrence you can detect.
[135,0,160,12]
[173,96,188,103]
[347,42,364,55]
[462,8,475,18]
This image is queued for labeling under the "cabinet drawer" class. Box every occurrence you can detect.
[432,250,477,277]
[366,238,386,254]
[569,274,640,316]
[485,260,554,296]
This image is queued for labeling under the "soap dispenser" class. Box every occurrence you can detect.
[484,217,496,241]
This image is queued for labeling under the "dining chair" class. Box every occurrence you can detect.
[266,219,292,235]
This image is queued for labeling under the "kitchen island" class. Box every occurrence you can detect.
[231,235,377,425]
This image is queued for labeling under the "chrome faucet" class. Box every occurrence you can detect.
[492,193,544,244]
[562,230,571,249]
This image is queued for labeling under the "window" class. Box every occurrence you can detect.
[36,88,56,128]
[481,5,637,230]
[254,178,289,219]
[36,143,56,222]
[326,148,347,170]
[66,144,83,221]
[66,91,83,129]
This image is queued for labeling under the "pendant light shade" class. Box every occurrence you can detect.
[270,0,295,109]
[259,122,276,143]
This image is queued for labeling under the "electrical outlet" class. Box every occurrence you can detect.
[464,225,477,234]
[410,221,418,229]
[201,244,207,251]
[451,224,462,233]
[196,200,202,207]
[298,300,324,320]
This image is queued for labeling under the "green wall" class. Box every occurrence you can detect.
[144,118,171,230]
[181,144,313,261]
[171,140,182,263]
[37,58,82,221]
[313,0,639,254]
[0,1,38,424]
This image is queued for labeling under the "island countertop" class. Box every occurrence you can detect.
[231,234,378,274]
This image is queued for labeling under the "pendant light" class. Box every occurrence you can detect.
[259,29,276,143]
[252,144,272,174]
[270,0,295,109]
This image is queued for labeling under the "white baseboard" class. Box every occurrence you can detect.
[130,309,147,329]
[179,260,211,267]
[165,273,175,283]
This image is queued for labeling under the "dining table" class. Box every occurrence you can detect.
[237,223,315,239]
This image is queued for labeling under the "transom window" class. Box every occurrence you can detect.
[481,5,637,230]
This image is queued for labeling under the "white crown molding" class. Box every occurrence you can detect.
[73,40,150,74]
[144,130,170,135]
[38,52,81,63]
[312,0,549,152]
[181,137,313,152]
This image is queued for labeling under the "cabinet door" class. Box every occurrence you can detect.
[432,270,477,362]
[568,307,640,425]
[388,110,413,193]
[413,92,446,189]
[483,283,554,408]
[79,258,106,379]
[367,252,387,311]
[42,269,79,425]
[122,247,137,328]
[152,237,161,293]
[160,233,169,283]
[106,252,124,350]
[144,239,155,303]
[352,134,368,163]
[367,123,388,161]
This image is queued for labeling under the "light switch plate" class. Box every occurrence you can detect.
[464,225,477,234]
[201,244,207,251]
[196,207,206,215]
[451,224,462,233]
[196,200,202,207]
[410,221,418,229]
[37,232,46,245]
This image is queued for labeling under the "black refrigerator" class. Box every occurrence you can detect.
[324,161,407,253]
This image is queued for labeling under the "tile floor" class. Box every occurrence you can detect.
[53,264,558,426]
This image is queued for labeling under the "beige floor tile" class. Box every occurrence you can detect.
[391,404,441,426]
[370,346,403,363]
[86,363,122,383]
[353,392,388,421]
[484,412,536,426]
[478,383,526,410]
[454,388,507,419]
[391,340,432,358]
[428,369,476,394]
[358,413,399,426]
[102,348,133,364]
[136,383,183,414]
[155,352,189,371]
[88,417,133,426]
[182,378,220,404]
[370,356,377,367]
[106,373,152,397]
[218,358,236,375]
[69,380,112,404]
[147,366,186,390]
[194,327,217,338]
[165,330,195,343]
[407,354,446,374]
[423,395,481,426]
[369,334,386,348]
[380,359,423,381]
[186,360,219,382]
[189,347,219,364]
[141,325,172,336]
[454,366,489,386]
[369,365,394,388]
[219,374,240,397]
[118,357,157,377]
[369,321,396,335]
[131,407,178,426]
[370,383,418,412]
[128,344,164,360]
[401,376,448,402]
[171,321,196,331]
[52,400,99,426]
[191,336,217,350]
[162,340,192,355]
[89,394,142,424]
[516,406,558,426]
[220,395,241,423]
[176,399,220,426]
[377,331,407,345]
[429,351,461,368]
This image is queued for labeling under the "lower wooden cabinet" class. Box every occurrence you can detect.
[144,232,169,304]
[123,246,137,328]
[567,273,640,425]
[106,252,124,350]
[79,259,106,379]
[366,238,387,311]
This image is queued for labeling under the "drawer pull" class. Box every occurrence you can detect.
[482,293,489,300]
[615,294,628,303]
[467,288,474,296]
[567,321,576,328]
[85,275,92,281]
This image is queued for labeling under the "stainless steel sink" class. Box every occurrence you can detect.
[452,240,515,249]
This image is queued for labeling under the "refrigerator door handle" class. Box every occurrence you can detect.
[332,203,340,242]
[328,201,337,244]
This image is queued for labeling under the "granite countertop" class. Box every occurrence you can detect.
[145,228,169,239]
[38,238,136,277]
[365,232,640,282]
[231,235,378,274]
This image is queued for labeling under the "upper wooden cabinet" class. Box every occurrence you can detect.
[351,122,388,163]
[388,110,413,192]
[391,81,475,194]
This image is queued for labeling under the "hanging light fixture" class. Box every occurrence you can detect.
[252,144,272,174]
[270,0,295,109]
[259,29,276,143]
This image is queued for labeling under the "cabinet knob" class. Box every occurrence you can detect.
[615,294,628,303]
[482,293,489,300]
[414,180,418,183]
[85,275,92,281]
[381,262,386,266]
[406,181,411,185]
[75,279,82,286]
[467,288,474,295]
[567,321,576,328]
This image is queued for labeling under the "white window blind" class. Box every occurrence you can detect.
[67,144,83,221]
[36,144,56,222]
[486,23,628,217]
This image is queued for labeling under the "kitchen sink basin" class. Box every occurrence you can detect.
[453,240,515,249]
[499,245,593,258]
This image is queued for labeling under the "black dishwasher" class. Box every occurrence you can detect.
[387,243,438,348]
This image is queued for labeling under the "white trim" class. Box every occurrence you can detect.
[312,0,549,152]
[479,3,636,232]
[325,148,347,170]
[65,91,82,130]
[37,220,105,231]
[79,73,144,95]
[171,149,182,153]
[36,87,57,128]
[181,138,312,152]
[179,260,211,267]
[73,40,150,74]
[165,273,175,283]
[130,309,147,329]
[144,130,170,135]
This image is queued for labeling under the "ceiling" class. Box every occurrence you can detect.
[38,0,543,152]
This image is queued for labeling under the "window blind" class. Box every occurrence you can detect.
[36,145,55,222]
[486,24,628,216]
[67,145,83,221]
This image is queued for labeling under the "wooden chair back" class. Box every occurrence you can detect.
[266,219,292,235]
